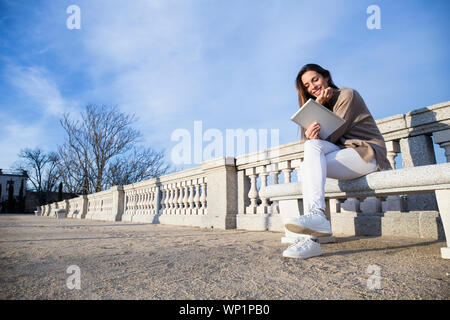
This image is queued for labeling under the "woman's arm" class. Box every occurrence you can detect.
[325,89,361,144]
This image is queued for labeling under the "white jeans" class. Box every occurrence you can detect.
[300,139,377,214]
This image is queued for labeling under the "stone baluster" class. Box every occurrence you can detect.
[177,183,184,215]
[433,129,450,162]
[280,160,293,184]
[360,196,382,214]
[128,191,133,215]
[146,188,151,215]
[148,187,153,214]
[268,163,279,185]
[172,183,178,214]
[194,180,201,215]
[382,195,405,212]
[268,162,281,214]
[140,190,145,215]
[182,182,189,215]
[159,186,164,214]
[170,184,175,214]
[141,189,146,214]
[200,179,207,215]
[145,188,150,214]
[167,184,173,214]
[341,198,360,213]
[162,185,168,214]
[135,190,140,215]
[256,166,269,214]
[245,167,258,214]
[188,181,194,215]
[152,186,158,215]
[385,140,400,169]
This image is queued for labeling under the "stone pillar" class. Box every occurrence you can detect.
[202,157,237,229]
[237,170,250,215]
[435,189,450,259]
[77,195,88,219]
[400,135,438,211]
[111,186,125,221]
[400,135,436,167]
[385,140,400,169]
[433,129,450,162]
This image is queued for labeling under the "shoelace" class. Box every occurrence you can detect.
[288,236,310,249]
[302,209,325,222]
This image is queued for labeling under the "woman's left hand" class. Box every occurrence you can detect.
[316,87,334,105]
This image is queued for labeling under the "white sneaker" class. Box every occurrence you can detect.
[282,237,322,259]
[281,234,315,244]
[284,210,332,237]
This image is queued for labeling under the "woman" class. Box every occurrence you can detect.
[282,64,392,259]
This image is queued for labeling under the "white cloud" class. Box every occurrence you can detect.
[6,64,71,117]
[0,120,47,169]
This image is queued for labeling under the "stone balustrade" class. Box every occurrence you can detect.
[38,101,450,249]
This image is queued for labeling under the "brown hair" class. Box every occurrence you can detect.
[295,64,339,107]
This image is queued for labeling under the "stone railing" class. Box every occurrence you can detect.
[234,101,450,234]
[121,165,208,226]
[84,188,114,221]
[67,195,87,219]
[38,101,450,240]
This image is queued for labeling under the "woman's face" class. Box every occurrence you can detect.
[301,70,329,98]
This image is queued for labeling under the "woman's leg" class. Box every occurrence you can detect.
[325,147,377,180]
[283,141,377,258]
[302,139,377,214]
[301,139,340,214]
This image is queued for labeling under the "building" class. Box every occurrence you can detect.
[0,169,29,202]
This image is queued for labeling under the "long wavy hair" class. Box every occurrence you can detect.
[295,64,339,108]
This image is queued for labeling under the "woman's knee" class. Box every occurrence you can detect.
[304,139,321,152]
[303,139,329,156]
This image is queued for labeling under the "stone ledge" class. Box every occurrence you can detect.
[261,163,450,199]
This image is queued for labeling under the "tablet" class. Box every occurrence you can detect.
[290,98,346,140]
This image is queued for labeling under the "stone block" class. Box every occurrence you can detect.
[419,211,445,240]
[400,135,436,168]
[433,129,450,144]
[381,212,420,238]
[330,212,357,236]
[54,208,67,219]
[355,216,382,236]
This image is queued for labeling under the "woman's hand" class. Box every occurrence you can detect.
[305,122,321,139]
[316,87,334,105]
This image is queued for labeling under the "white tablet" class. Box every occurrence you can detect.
[290,98,346,140]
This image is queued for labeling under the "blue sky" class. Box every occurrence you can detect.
[1,0,449,170]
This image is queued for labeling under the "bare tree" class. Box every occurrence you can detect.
[105,147,170,187]
[15,148,60,204]
[17,148,51,193]
[57,105,169,193]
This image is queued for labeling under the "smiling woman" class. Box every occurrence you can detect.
[281,63,392,260]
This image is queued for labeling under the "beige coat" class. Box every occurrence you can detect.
[301,87,392,171]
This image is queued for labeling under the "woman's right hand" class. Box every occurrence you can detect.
[305,122,321,139]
